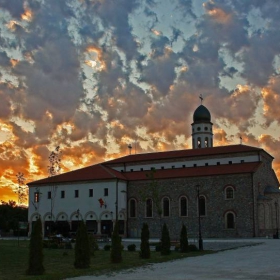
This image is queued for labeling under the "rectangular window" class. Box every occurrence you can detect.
[47,191,51,199]
[205,163,208,166]
[130,169,134,172]
[104,188,108,196]
[217,162,220,165]
[161,166,164,169]
[194,164,197,167]
[75,190,79,198]
[89,189,93,197]
[182,165,186,168]
[34,192,40,203]
[172,166,175,169]
[241,160,244,163]
[140,168,143,171]
[146,199,153,218]
[61,190,65,198]
[229,161,232,164]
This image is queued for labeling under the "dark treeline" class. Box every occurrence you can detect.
[0,200,28,236]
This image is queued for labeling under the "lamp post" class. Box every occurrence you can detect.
[196,185,203,250]
[275,201,279,239]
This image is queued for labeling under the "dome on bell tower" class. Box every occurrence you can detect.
[193,105,211,122]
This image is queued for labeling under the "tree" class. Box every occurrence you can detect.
[140,223,150,259]
[180,223,189,253]
[27,217,44,275]
[47,146,61,235]
[0,201,28,234]
[74,220,90,269]
[110,221,122,263]
[140,168,162,235]
[15,172,28,206]
[161,223,171,255]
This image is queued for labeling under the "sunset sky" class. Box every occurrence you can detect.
[1,0,280,204]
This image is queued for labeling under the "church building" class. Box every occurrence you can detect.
[28,103,280,239]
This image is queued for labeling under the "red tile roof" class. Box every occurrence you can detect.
[104,144,266,165]
[28,164,127,186]
[28,161,261,186]
[122,162,261,181]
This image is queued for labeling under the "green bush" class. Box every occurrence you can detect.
[26,217,45,275]
[188,244,198,251]
[110,221,122,263]
[140,223,150,259]
[155,243,162,252]
[104,244,111,251]
[180,224,189,253]
[64,242,72,249]
[88,235,99,256]
[74,221,90,269]
[161,223,171,255]
[127,244,136,251]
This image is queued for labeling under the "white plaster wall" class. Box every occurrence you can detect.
[28,180,127,222]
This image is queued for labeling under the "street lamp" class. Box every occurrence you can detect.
[196,185,203,250]
[275,201,279,239]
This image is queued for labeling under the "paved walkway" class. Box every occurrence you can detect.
[66,239,280,280]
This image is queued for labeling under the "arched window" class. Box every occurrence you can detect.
[225,186,234,200]
[146,199,153,218]
[179,196,188,217]
[198,196,206,216]
[197,137,201,148]
[225,212,235,229]
[129,199,137,218]
[205,137,209,147]
[162,197,170,217]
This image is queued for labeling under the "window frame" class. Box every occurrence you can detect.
[179,196,188,217]
[34,191,40,203]
[225,211,236,229]
[162,197,170,217]
[129,198,137,218]
[104,188,108,196]
[145,198,153,218]
[61,190,65,199]
[89,188,93,197]
[198,195,206,216]
[225,186,235,200]
[75,189,79,198]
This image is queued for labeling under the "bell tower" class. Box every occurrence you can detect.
[191,96,213,149]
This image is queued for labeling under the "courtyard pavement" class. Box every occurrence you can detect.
[66,238,280,280]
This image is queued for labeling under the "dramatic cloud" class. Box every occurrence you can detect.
[1,0,280,203]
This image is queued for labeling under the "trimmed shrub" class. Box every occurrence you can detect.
[104,244,111,251]
[127,244,136,251]
[88,235,99,256]
[64,241,72,250]
[161,223,171,255]
[110,221,122,263]
[180,224,189,253]
[188,244,198,251]
[26,217,45,275]
[155,243,162,252]
[140,223,150,259]
[74,220,90,269]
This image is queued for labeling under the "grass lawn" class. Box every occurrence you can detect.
[0,240,213,280]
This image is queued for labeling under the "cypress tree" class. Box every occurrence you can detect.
[110,221,122,263]
[140,223,150,259]
[161,223,171,255]
[74,220,90,268]
[27,217,44,275]
[180,223,189,253]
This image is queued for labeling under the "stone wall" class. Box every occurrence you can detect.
[127,172,255,239]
